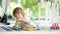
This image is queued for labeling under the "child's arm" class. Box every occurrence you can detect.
[19,18,30,24]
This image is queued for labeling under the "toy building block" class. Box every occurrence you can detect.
[21,27,37,31]
[13,22,19,30]
[50,23,59,30]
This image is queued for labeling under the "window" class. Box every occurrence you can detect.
[7,0,40,20]
[21,0,39,20]
[4,0,59,25]
[7,0,19,20]
[7,0,49,21]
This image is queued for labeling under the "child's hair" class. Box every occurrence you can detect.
[13,7,25,17]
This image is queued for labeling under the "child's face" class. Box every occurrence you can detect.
[15,13,23,19]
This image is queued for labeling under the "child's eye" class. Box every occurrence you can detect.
[15,15,17,17]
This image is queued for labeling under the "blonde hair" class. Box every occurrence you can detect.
[13,7,25,17]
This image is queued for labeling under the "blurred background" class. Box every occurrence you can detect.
[0,0,60,26]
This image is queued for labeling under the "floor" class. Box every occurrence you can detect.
[0,21,60,34]
[0,30,60,34]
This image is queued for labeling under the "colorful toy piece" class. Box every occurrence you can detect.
[21,27,37,31]
[50,23,59,30]
[13,22,19,30]
[36,26,42,30]
[15,22,19,30]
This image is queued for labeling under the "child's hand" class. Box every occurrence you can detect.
[18,18,30,24]
[13,26,16,29]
